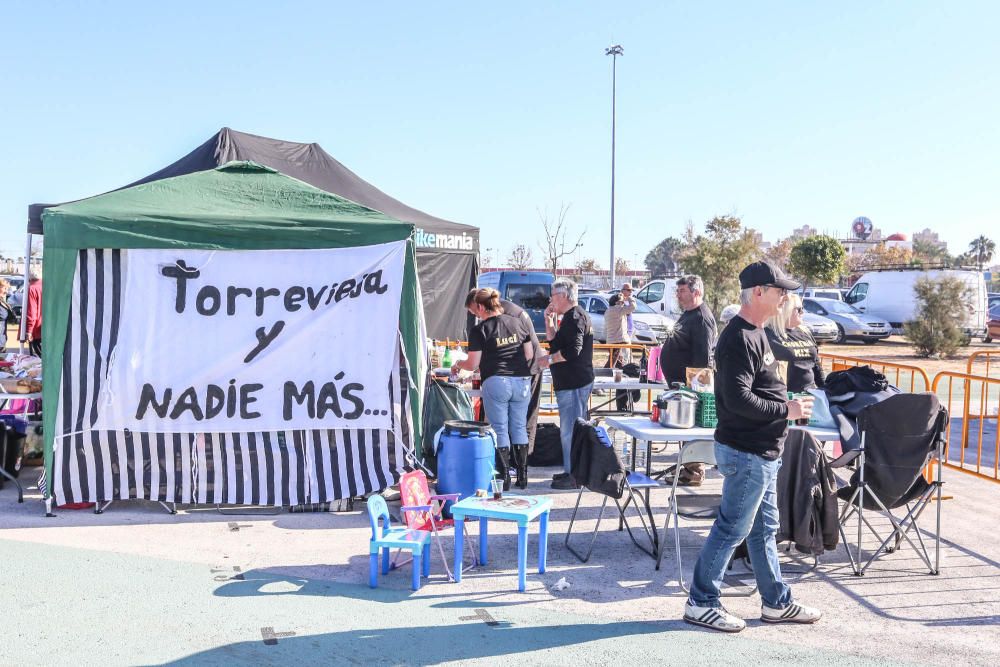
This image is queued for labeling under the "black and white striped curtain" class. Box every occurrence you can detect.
[53,249,410,506]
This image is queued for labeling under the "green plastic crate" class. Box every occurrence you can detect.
[694,390,717,428]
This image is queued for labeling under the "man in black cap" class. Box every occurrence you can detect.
[683,261,821,633]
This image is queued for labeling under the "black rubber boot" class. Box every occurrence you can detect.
[496,448,512,491]
[512,445,529,489]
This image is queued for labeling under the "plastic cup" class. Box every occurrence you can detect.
[490,478,502,500]
[613,368,623,382]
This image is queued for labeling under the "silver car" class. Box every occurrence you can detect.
[720,303,838,343]
[803,312,839,343]
[578,294,674,345]
[803,297,891,344]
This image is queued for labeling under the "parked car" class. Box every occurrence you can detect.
[634,277,683,317]
[989,292,1000,311]
[844,268,988,337]
[803,312,839,343]
[801,287,843,301]
[717,303,837,343]
[803,297,891,344]
[478,270,554,334]
[578,294,674,345]
[985,304,1000,343]
[1,275,25,318]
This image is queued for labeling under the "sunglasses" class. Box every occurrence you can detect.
[794,307,804,314]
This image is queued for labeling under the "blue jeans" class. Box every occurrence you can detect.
[481,375,531,449]
[688,442,793,609]
[555,383,593,473]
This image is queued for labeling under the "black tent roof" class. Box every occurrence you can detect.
[28,127,477,247]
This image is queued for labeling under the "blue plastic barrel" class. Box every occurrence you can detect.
[435,420,496,516]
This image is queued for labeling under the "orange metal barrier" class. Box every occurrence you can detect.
[967,350,1000,380]
[818,353,931,394]
[931,371,1000,482]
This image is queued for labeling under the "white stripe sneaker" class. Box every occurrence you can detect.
[683,602,746,633]
[761,601,823,624]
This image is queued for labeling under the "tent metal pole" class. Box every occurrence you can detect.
[18,233,31,350]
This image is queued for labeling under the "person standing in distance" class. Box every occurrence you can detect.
[660,275,716,486]
[683,261,821,633]
[539,279,594,490]
[23,269,42,356]
[605,283,637,368]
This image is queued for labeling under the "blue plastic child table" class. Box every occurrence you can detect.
[450,494,553,592]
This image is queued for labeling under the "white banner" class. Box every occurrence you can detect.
[91,242,406,433]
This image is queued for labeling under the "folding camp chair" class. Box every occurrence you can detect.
[655,439,757,596]
[395,469,477,581]
[564,420,661,562]
[832,392,947,576]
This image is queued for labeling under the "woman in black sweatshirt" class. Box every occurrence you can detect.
[765,293,825,393]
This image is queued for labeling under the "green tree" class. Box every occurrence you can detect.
[912,238,951,265]
[904,277,973,357]
[644,236,683,276]
[787,235,847,289]
[679,215,761,315]
[968,235,996,271]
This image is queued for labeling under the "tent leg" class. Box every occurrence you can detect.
[18,233,31,348]
[45,495,55,517]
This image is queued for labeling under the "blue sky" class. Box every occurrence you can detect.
[2,1,997,268]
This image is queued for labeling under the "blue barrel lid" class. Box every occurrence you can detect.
[443,420,491,436]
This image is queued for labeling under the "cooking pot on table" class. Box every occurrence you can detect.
[655,387,699,428]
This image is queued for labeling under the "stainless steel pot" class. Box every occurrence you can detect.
[656,389,698,428]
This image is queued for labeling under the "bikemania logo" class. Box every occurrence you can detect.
[414,228,476,251]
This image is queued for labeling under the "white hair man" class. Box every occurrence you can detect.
[538,278,594,490]
[683,261,821,633]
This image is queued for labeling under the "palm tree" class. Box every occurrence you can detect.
[968,236,996,271]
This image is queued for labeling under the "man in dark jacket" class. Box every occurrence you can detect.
[661,274,716,486]
[539,278,594,490]
[683,261,822,633]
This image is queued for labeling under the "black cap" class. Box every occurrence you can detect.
[739,261,801,290]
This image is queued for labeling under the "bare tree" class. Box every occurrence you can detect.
[507,244,534,270]
[537,203,585,273]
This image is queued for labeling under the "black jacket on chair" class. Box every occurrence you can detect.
[825,366,901,452]
[777,429,839,555]
[570,419,626,499]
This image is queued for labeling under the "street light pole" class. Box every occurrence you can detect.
[605,44,623,289]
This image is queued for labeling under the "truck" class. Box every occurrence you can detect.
[477,271,555,334]
[844,268,989,338]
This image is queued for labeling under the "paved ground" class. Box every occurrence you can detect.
[3,447,999,667]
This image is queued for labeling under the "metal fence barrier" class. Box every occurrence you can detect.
[818,352,931,394]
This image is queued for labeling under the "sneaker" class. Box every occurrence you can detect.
[761,601,822,625]
[550,475,581,490]
[683,602,746,633]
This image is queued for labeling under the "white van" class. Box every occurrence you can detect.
[634,277,682,317]
[844,269,989,337]
[801,287,843,301]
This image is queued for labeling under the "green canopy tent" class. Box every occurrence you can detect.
[40,162,426,512]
